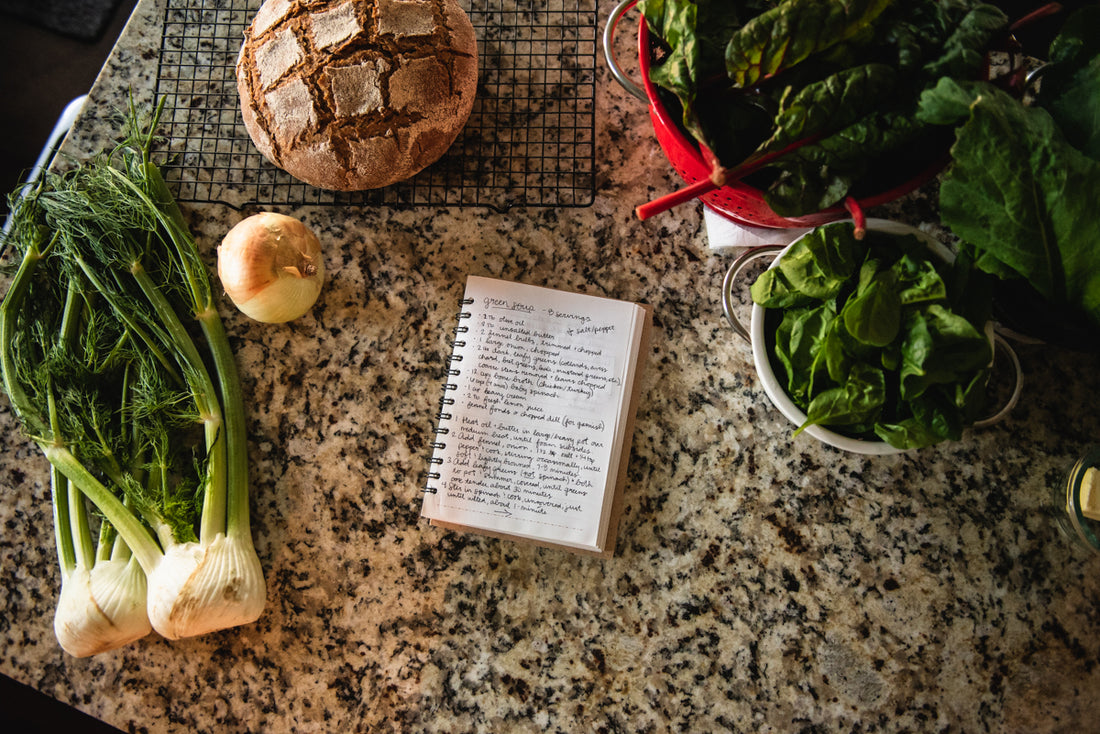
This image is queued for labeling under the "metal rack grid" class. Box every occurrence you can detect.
[154,0,598,211]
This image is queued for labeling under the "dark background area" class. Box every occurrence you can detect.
[0,0,139,217]
[1,4,137,731]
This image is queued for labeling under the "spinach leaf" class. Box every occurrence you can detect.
[749,267,813,309]
[774,302,838,406]
[797,362,886,434]
[774,220,866,299]
[878,368,988,449]
[899,303,991,401]
[910,385,966,441]
[875,351,988,449]
[751,221,995,449]
[957,362,993,424]
[841,262,902,347]
[939,245,994,330]
[874,413,947,449]
[725,0,894,87]
[895,253,948,306]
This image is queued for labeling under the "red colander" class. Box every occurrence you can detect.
[604,0,946,228]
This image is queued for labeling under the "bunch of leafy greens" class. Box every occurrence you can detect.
[637,0,1008,217]
[750,222,995,449]
[0,98,264,656]
[916,4,1100,332]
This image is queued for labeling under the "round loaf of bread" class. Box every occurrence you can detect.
[236,0,478,191]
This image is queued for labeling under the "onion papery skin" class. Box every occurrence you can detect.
[217,212,325,323]
[54,559,152,657]
[146,533,267,640]
[232,274,324,323]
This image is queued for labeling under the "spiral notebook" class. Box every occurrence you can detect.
[422,276,653,558]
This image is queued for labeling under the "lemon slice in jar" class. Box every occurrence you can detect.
[1080,467,1100,521]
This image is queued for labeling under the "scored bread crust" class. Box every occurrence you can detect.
[236,0,478,191]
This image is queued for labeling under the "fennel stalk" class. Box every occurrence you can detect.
[0,98,265,650]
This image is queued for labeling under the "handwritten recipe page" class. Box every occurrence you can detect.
[422,276,650,554]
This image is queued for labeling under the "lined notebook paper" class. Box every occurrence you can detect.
[421,276,652,558]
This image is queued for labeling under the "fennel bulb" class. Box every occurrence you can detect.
[54,558,151,658]
[146,534,266,640]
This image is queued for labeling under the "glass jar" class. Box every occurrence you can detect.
[1052,445,1100,556]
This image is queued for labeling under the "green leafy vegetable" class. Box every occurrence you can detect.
[638,0,755,145]
[751,220,867,302]
[917,75,1100,328]
[799,361,886,433]
[1036,4,1100,159]
[724,0,893,87]
[638,0,1009,216]
[898,303,991,400]
[761,63,899,155]
[753,221,994,449]
[841,261,901,347]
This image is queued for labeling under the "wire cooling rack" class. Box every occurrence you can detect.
[154,0,598,210]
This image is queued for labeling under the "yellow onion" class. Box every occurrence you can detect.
[217,212,325,323]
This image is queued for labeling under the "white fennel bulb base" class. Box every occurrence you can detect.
[54,558,152,658]
[147,533,266,640]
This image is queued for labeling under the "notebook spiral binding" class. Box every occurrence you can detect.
[423,298,474,494]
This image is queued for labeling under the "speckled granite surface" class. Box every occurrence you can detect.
[3,2,1100,732]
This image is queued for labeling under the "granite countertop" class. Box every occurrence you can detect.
[3,1,1100,732]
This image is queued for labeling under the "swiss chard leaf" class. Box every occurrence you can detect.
[725,0,894,87]
[640,0,760,149]
[920,2,1008,80]
[761,63,898,154]
[1035,5,1100,160]
[919,77,1100,326]
[761,109,930,216]
[641,0,1009,218]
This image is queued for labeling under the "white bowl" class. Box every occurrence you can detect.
[748,219,952,455]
